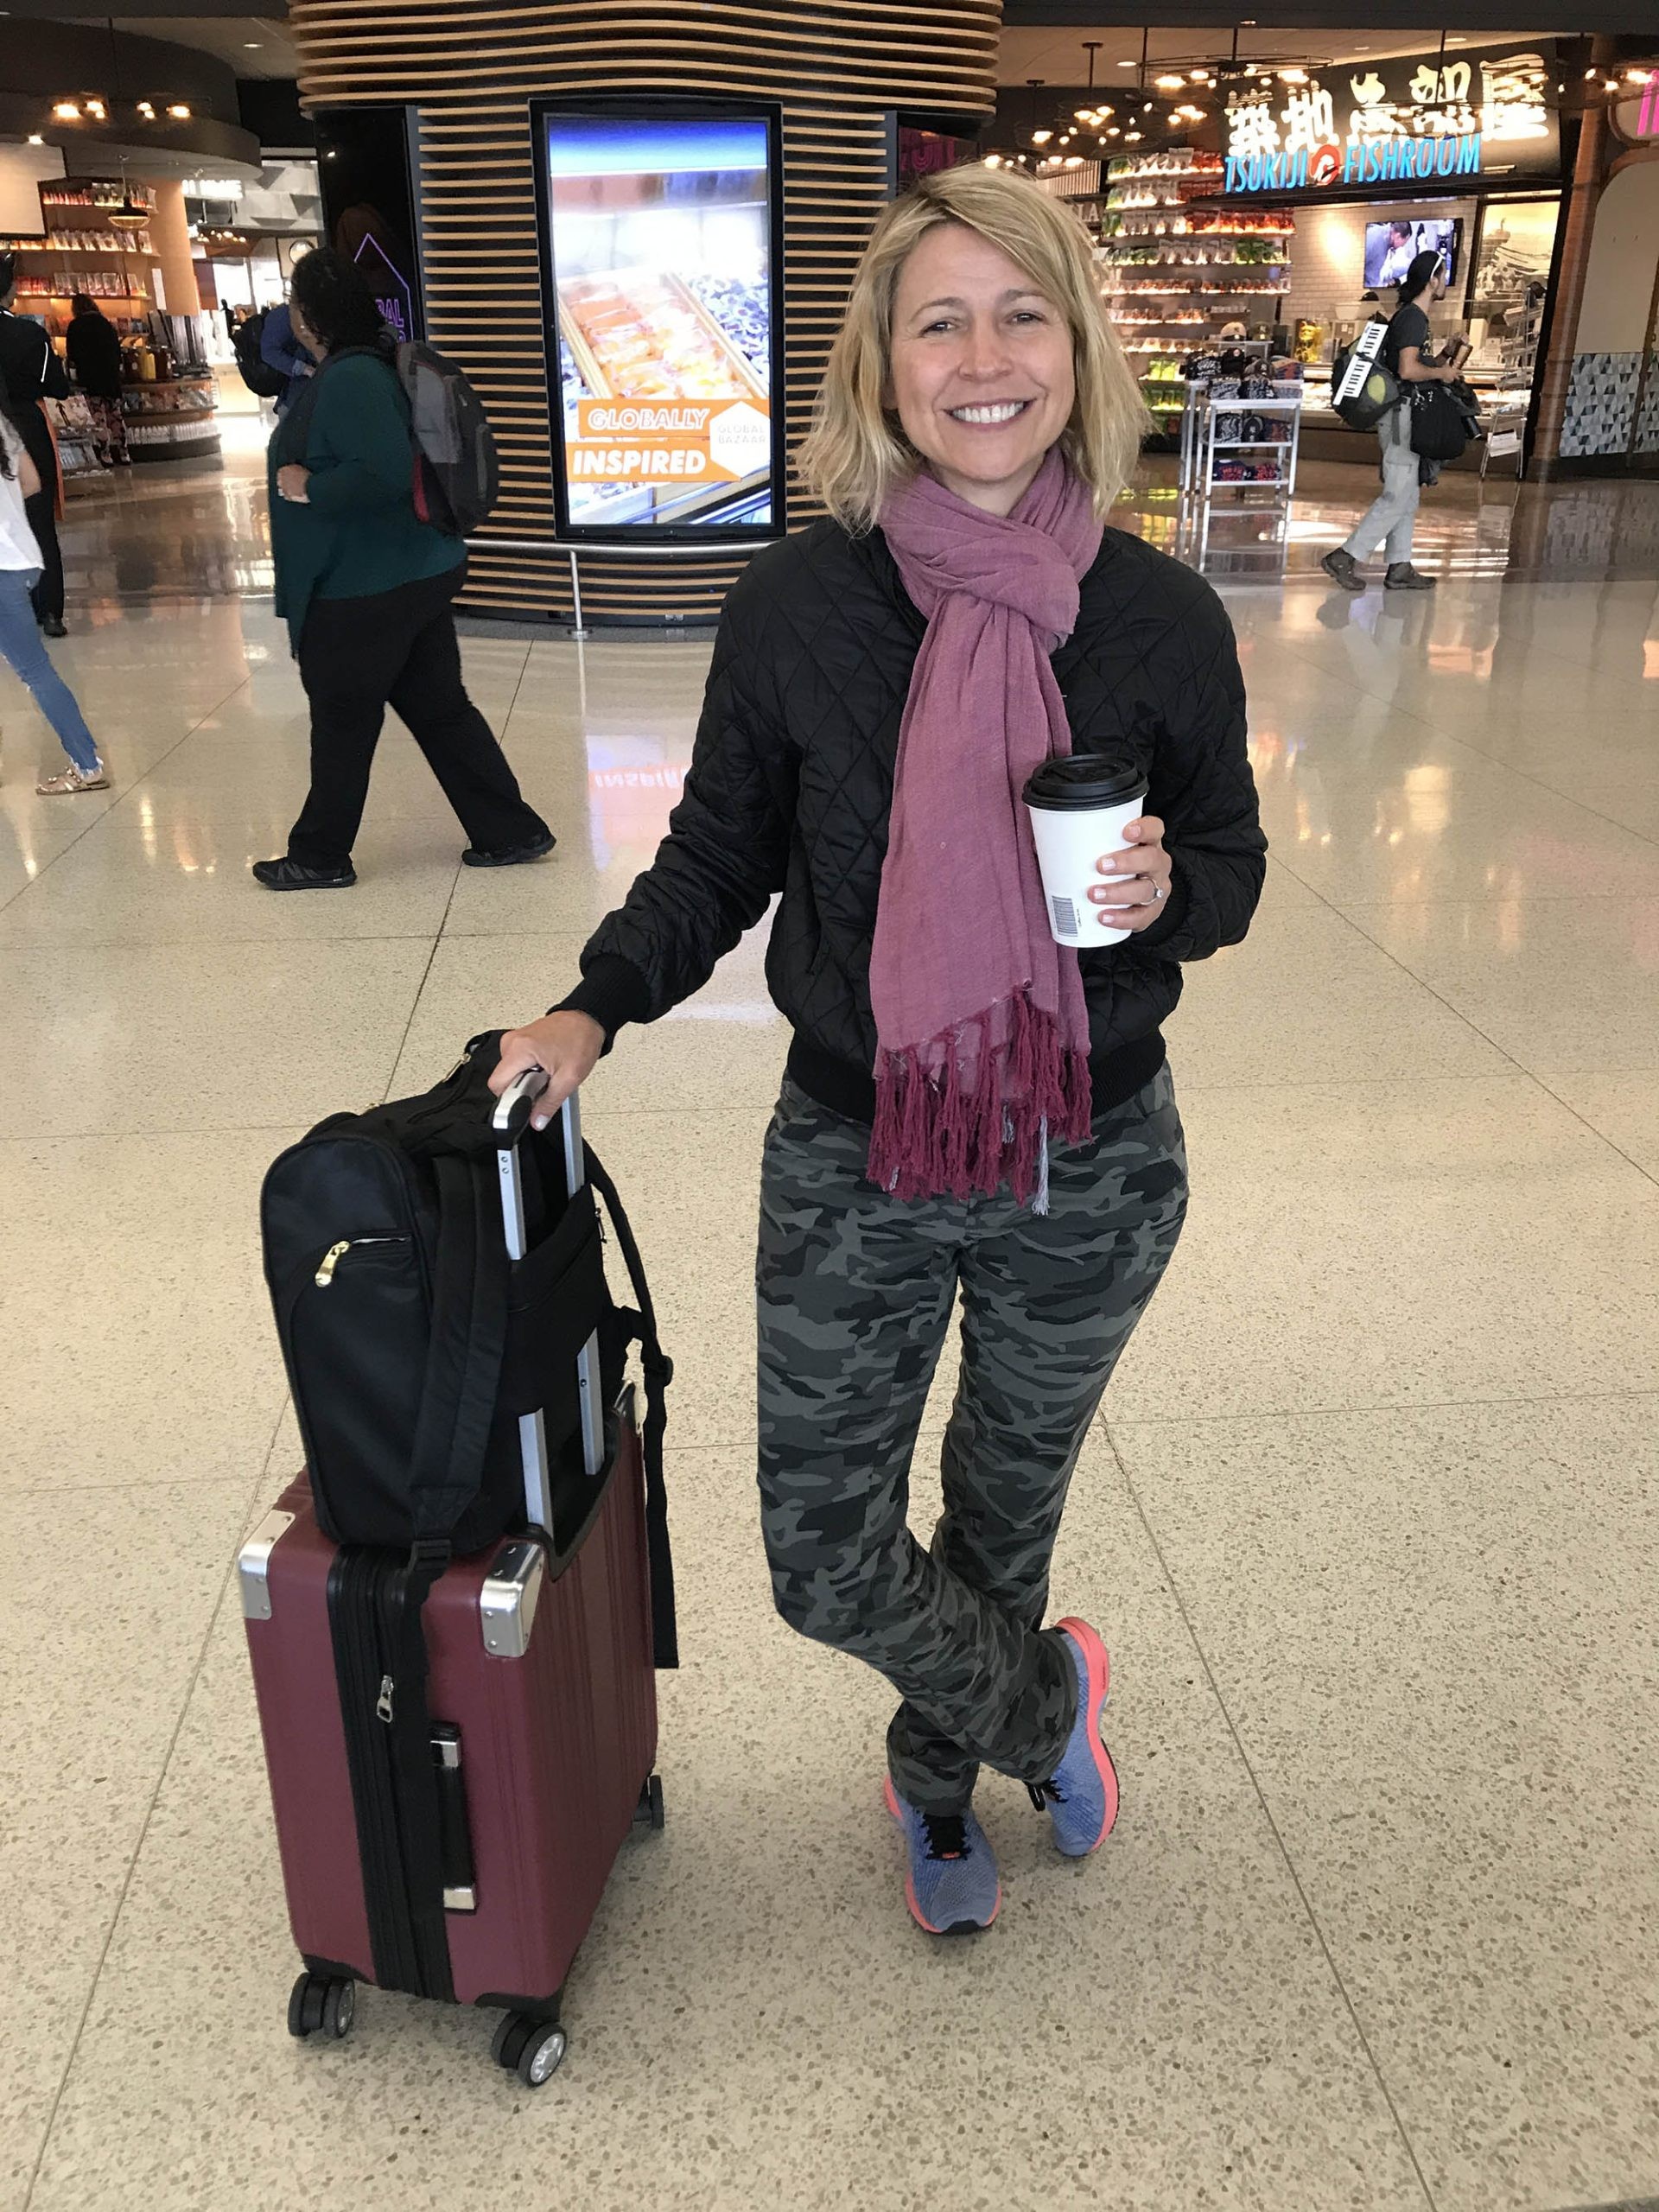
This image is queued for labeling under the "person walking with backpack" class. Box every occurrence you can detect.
[255,248,552,891]
[64,295,130,467]
[1321,250,1465,594]
[490,166,1265,1936]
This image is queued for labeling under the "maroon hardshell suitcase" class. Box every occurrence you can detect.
[240,1078,664,2088]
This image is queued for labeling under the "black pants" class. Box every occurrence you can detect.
[288,565,548,871]
[20,410,64,624]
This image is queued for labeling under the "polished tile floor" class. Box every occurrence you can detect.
[3,475,1658,2212]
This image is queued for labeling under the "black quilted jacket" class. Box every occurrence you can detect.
[560,518,1266,1123]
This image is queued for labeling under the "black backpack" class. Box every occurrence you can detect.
[1408,378,1478,462]
[260,1032,676,1666]
[394,340,499,536]
[233,309,288,399]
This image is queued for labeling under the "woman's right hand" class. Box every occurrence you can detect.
[488,1012,605,1129]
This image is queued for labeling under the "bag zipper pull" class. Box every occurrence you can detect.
[376,1674,395,1724]
[315,1235,406,1288]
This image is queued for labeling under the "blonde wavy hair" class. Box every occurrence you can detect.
[797,164,1147,533]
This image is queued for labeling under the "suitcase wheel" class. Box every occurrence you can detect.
[634,1773,666,1832]
[492,2012,569,2089]
[289,1971,355,2044]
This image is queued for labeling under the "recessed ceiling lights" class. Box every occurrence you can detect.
[26,132,42,145]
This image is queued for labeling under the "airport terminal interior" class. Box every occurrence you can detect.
[3,6,1658,2211]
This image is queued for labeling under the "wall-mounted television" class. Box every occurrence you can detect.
[1363,215,1462,292]
[531,99,785,540]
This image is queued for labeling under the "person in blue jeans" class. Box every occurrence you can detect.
[0,409,106,792]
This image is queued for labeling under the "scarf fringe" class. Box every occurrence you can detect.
[868,988,1093,1206]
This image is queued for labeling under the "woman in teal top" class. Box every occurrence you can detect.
[254,249,551,891]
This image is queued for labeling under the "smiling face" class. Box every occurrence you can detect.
[886,222,1077,517]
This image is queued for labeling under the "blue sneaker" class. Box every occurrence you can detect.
[884,1777,1001,1935]
[1029,1618,1121,1858]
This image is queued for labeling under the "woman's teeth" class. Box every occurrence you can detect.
[949,401,1030,423]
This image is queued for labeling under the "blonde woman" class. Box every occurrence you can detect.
[492,167,1264,1936]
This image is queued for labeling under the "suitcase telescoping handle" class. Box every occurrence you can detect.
[490,1071,605,1532]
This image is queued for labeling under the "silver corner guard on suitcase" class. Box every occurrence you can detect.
[238,1509,296,1621]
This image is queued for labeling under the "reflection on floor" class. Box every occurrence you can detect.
[58,421,1659,613]
[4,482,1659,2212]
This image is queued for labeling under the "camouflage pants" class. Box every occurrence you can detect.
[755,1065,1188,1813]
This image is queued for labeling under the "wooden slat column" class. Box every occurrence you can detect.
[289,0,1001,622]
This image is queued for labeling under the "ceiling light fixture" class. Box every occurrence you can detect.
[53,100,80,120]
[1031,127,1052,143]
[1154,73,1185,89]
[26,133,42,145]
[168,102,190,118]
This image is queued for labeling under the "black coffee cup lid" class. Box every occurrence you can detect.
[1023,754,1147,810]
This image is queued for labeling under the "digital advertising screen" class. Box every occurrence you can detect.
[1363,216,1462,291]
[532,101,785,539]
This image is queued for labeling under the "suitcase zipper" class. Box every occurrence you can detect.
[315,1234,410,1288]
[326,1550,453,2002]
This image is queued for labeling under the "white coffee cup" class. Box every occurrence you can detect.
[1023,756,1149,948]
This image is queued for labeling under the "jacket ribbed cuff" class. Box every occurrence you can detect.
[1124,862,1191,954]
[549,952,652,1052]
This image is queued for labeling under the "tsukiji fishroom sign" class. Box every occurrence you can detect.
[1221,43,1560,197]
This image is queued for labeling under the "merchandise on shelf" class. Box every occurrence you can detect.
[1096,151,1293,429]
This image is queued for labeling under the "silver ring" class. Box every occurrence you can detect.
[1151,883,1165,901]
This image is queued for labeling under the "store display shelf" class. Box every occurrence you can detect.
[1108,163,1223,184]
[1210,439,1294,450]
[1109,219,1291,242]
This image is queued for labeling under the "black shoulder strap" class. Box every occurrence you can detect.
[582,1147,677,1671]
[406,1152,509,1549]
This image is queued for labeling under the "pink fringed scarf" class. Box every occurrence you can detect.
[868,450,1104,1207]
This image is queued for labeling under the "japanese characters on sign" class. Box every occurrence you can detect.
[1223,46,1558,195]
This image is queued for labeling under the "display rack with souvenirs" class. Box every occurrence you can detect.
[1095,149,1295,441]
[118,313,220,465]
[1176,350,1306,574]
[5,181,158,337]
